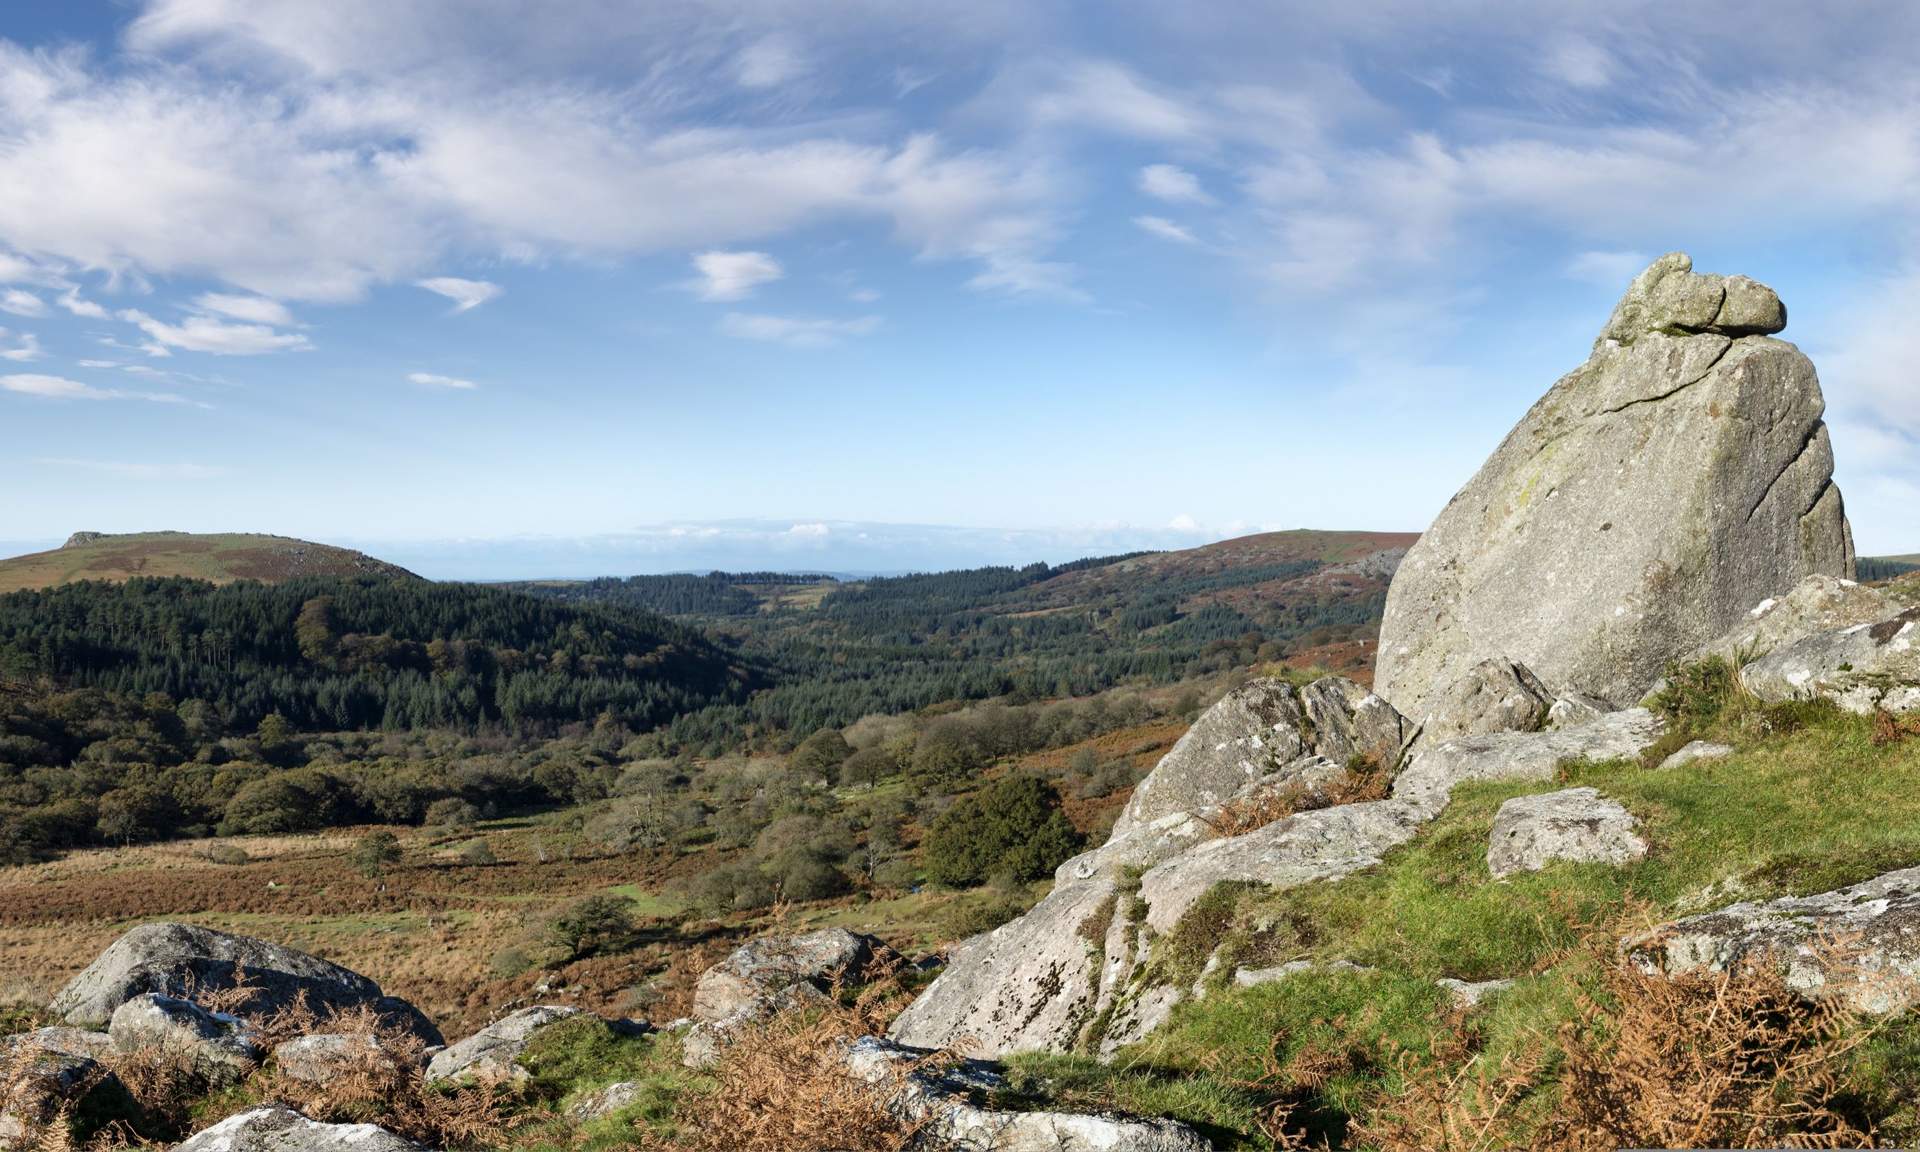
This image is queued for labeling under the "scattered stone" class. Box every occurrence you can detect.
[108,993,262,1087]
[272,1033,394,1086]
[1486,788,1646,879]
[50,922,440,1044]
[1419,658,1555,743]
[1741,608,1920,714]
[1233,960,1370,988]
[1377,252,1854,719]
[1297,675,1415,769]
[1660,740,1735,770]
[1694,574,1893,666]
[845,1038,1210,1152]
[1438,977,1513,1008]
[567,1081,642,1122]
[426,1005,581,1083]
[692,928,891,1022]
[1634,866,1920,1013]
[173,1107,425,1152]
[1546,692,1610,729]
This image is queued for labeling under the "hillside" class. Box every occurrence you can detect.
[1862,553,1920,581]
[0,531,418,593]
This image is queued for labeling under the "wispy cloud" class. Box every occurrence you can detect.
[58,290,108,319]
[1,289,47,318]
[415,277,502,313]
[719,312,879,348]
[1,373,196,404]
[193,292,297,327]
[736,38,806,89]
[1138,164,1214,205]
[120,309,310,355]
[0,328,40,362]
[691,251,784,301]
[407,371,479,390]
[1133,215,1197,244]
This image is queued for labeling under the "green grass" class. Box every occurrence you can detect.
[997,684,1920,1145]
[0,531,414,592]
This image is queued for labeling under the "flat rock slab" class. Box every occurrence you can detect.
[272,1033,394,1086]
[1635,865,1920,1013]
[1741,608,1920,714]
[426,1005,581,1082]
[1486,787,1646,878]
[1660,740,1734,770]
[50,922,440,1045]
[173,1107,425,1152]
[1694,574,1892,665]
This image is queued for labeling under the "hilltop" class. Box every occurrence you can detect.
[0,531,418,592]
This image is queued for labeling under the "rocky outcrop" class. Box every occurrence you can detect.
[50,923,440,1045]
[1693,574,1893,666]
[1740,608,1920,714]
[1419,658,1555,743]
[426,1005,582,1083]
[683,929,890,1068]
[173,1107,425,1152]
[1485,788,1646,878]
[845,1038,1210,1152]
[1634,866,1920,1013]
[891,701,1663,1058]
[108,994,261,1088]
[1377,253,1854,720]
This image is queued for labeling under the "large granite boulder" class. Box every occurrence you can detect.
[1693,574,1894,666]
[1485,787,1646,878]
[173,1107,425,1152]
[1377,253,1854,719]
[1633,866,1920,1013]
[50,923,440,1045]
[682,928,891,1068]
[107,993,262,1088]
[1740,608,1920,714]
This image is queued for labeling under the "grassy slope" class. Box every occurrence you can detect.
[0,531,417,592]
[1000,696,1920,1146]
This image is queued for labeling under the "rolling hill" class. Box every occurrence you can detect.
[0,531,418,592]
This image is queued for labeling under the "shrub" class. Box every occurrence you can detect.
[350,830,403,879]
[910,719,986,785]
[220,770,343,835]
[545,894,635,960]
[790,728,853,781]
[921,775,1082,888]
[202,842,250,866]
[838,746,895,789]
[423,797,480,829]
[457,838,497,866]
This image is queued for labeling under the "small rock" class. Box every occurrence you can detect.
[1546,693,1610,729]
[1659,740,1734,770]
[1437,977,1513,1008]
[1233,959,1368,988]
[272,1033,394,1086]
[425,1005,582,1083]
[108,994,262,1087]
[1486,788,1646,879]
[1419,658,1555,743]
[567,1081,642,1122]
[173,1107,425,1152]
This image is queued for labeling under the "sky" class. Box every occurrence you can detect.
[1,1,1917,578]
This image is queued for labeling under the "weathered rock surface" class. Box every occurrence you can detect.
[108,994,262,1087]
[50,922,440,1044]
[1694,574,1893,665]
[1486,788,1646,878]
[892,707,1663,1058]
[846,1037,1210,1151]
[426,1005,581,1082]
[173,1107,425,1152]
[692,928,889,1022]
[0,1032,117,1151]
[566,1081,642,1122]
[1546,692,1610,729]
[1659,740,1735,770]
[1741,608,1920,714]
[272,1033,394,1086]
[1418,658,1555,743]
[1377,252,1854,719]
[1438,977,1513,1008]
[1635,866,1920,1013]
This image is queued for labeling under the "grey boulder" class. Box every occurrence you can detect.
[1693,574,1893,666]
[173,1107,425,1152]
[272,1033,396,1086]
[692,928,889,1022]
[845,1037,1209,1152]
[1740,608,1920,714]
[1659,740,1735,770]
[0,1032,115,1151]
[1377,252,1854,720]
[1417,658,1555,743]
[50,922,440,1045]
[1485,788,1646,879]
[425,1004,581,1083]
[108,994,262,1087]
[566,1080,642,1122]
[1634,866,1920,1013]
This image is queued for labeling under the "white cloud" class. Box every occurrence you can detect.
[1,289,47,317]
[1167,513,1202,532]
[736,38,805,89]
[849,287,881,303]
[1566,249,1651,286]
[787,522,831,537]
[35,457,225,479]
[1541,37,1615,90]
[407,371,478,390]
[1,373,191,403]
[0,251,36,282]
[1133,215,1197,244]
[416,277,502,313]
[58,290,108,319]
[691,250,783,302]
[718,312,880,348]
[77,359,119,368]
[1028,61,1205,141]
[1138,164,1213,205]
[0,329,40,362]
[194,292,297,327]
[120,309,311,355]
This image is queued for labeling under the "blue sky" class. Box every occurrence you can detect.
[1,2,1917,577]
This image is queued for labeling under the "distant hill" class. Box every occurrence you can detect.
[0,532,418,592]
[1861,554,1920,582]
